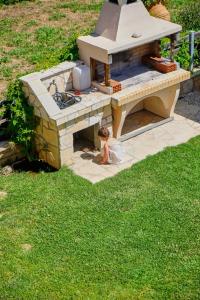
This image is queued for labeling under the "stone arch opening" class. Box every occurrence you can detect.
[121,96,167,137]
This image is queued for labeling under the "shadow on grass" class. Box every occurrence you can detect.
[12,159,57,173]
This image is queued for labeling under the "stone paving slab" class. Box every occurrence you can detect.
[69,92,200,183]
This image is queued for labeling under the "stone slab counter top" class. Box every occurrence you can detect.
[51,89,111,126]
[21,62,111,123]
[111,69,190,107]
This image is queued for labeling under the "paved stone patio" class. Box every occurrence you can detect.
[69,91,200,183]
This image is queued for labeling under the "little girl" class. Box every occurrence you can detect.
[98,126,124,165]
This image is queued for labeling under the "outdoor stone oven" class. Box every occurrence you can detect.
[21,0,190,169]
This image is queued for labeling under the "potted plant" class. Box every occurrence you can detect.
[142,0,170,22]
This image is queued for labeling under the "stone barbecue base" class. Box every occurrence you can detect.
[20,62,190,170]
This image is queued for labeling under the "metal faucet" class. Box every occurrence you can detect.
[47,79,58,93]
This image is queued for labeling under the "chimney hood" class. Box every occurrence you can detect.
[77,0,181,65]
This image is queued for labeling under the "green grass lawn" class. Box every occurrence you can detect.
[0,136,200,299]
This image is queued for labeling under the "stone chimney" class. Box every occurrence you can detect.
[95,0,151,41]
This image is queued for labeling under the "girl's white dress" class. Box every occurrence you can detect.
[101,138,124,164]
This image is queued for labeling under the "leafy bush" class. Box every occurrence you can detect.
[161,38,200,70]
[58,32,80,62]
[174,40,192,70]
[59,29,91,62]
[142,0,168,9]
[2,79,35,159]
[178,1,200,31]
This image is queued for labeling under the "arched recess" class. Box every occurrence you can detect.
[121,95,170,137]
[113,83,180,139]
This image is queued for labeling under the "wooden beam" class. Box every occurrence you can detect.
[170,34,176,62]
[154,40,161,58]
[104,64,111,86]
[90,58,98,81]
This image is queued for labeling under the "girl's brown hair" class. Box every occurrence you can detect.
[98,126,110,138]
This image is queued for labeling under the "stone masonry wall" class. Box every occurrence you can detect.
[32,104,113,169]
[22,81,49,121]
[111,42,157,74]
[35,117,60,169]
[180,73,200,96]
[95,42,157,77]
[58,104,113,166]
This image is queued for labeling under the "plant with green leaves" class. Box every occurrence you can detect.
[2,79,35,159]
[174,40,191,70]
[161,38,200,71]
[178,1,200,31]
[58,32,80,62]
[59,29,91,62]
[175,40,199,70]
[195,38,200,67]
[142,0,168,9]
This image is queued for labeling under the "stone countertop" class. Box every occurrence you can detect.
[111,69,191,107]
[20,62,190,125]
[52,88,111,125]
[53,69,190,125]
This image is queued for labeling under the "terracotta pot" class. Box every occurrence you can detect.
[149,3,171,22]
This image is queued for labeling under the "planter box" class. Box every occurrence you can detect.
[142,56,177,73]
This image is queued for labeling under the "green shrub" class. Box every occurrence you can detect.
[58,32,80,62]
[174,40,191,70]
[2,79,35,159]
[161,38,200,70]
[142,0,168,8]
[58,29,91,62]
[177,1,200,31]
